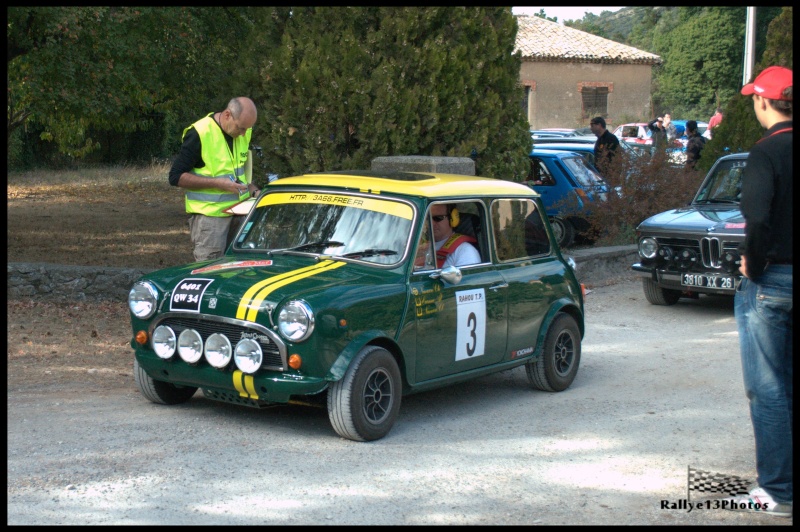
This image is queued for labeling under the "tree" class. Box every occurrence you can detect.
[256,7,531,180]
[7,7,279,161]
[698,6,793,172]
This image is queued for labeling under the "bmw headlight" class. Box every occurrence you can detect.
[129,281,158,319]
[278,300,315,342]
[639,237,658,259]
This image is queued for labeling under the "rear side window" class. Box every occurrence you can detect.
[491,199,551,261]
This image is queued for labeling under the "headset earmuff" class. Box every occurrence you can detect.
[449,207,460,228]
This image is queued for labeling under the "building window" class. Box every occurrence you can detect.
[579,82,612,119]
[521,86,530,113]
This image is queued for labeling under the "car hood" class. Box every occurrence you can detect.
[638,205,744,235]
[143,255,400,324]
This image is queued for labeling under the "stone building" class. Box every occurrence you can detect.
[515,15,662,130]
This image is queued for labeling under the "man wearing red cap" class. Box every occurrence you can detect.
[724,66,793,518]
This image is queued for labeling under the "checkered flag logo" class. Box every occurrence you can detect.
[687,467,752,500]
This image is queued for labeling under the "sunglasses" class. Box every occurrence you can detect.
[432,215,448,222]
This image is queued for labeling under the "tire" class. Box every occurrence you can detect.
[134,358,197,405]
[642,278,681,306]
[549,217,575,248]
[526,313,581,392]
[327,346,402,442]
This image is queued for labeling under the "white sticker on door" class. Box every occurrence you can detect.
[455,288,486,361]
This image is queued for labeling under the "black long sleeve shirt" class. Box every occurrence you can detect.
[738,120,793,278]
[168,121,236,187]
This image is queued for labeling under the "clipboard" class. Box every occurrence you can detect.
[223,198,257,215]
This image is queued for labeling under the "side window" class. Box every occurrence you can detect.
[528,158,555,186]
[491,199,550,261]
[413,201,486,271]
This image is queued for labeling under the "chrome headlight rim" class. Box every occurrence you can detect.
[152,325,177,359]
[639,237,658,259]
[277,300,315,342]
[129,281,159,319]
[177,328,204,364]
[234,338,264,374]
[205,333,233,369]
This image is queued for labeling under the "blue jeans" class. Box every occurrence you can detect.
[735,264,793,503]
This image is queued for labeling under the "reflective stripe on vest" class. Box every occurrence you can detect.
[436,233,478,268]
[183,114,252,217]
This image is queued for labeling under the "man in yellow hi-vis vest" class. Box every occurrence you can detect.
[169,97,260,261]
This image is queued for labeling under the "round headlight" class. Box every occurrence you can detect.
[129,281,158,319]
[639,237,658,259]
[178,329,203,364]
[234,339,263,374]
[205,333,232,368]
[152,325,176,359]
[278,300,315,342]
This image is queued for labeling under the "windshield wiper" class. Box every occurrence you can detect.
[278,240,345,253]
[696,198,739,204]
[340,249,398,259]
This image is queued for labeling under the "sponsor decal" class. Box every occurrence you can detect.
[511,346,535,359]
[236,260,346,322]
[170,279,213,313]
[257,192,413,220]
[191,260,274,274]
[723,223,745,229]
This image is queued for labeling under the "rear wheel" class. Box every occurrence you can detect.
[642,278,681,306]
[327,346,402,442]
[134,358,197,405]
[550,217,575,248]
[527,313,581,392]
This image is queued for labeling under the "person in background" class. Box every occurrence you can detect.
[724,65,793,518]
[589,116,620,176]
[705,107,723,140]
[169,97,260,262]
[647,116,668,149]
[684,120,706,170]
[708,107,724,131]
[662,113,678,142]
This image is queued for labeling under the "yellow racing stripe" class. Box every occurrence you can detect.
[232,371,248,398]
[245,260,345,322]
[236,261,335,320]
[243,375,258,399]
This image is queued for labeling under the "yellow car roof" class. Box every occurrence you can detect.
[270,171,537,198]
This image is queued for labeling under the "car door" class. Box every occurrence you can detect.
[490,198,555,360]
[410,201,508,382]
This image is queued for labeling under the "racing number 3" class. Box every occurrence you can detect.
[455,288,486,361]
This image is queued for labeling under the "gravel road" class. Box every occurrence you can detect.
[6,277,790,525]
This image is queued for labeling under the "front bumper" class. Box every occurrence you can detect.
[632,263,741,296]
[135,352,328,406]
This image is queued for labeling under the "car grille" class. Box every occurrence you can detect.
[154,314,285,371]
[656,236,740,270]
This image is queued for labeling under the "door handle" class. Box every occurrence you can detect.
[489,282,508,291]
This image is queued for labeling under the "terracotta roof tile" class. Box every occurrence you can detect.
[515,15,662,65]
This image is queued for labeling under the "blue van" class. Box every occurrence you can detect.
[528,149,608,248]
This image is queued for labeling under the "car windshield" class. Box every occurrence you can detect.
[559,155,606,189]
[234,191,414,265]
[693,158,747,204]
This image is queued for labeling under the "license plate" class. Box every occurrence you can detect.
[681,273,737,290]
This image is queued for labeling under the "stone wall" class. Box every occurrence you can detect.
[7,263,152,302]
[7,245,637,302]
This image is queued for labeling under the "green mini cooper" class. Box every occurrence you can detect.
[129,170,585,441]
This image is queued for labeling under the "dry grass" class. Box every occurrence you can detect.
[8,162,194,269]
